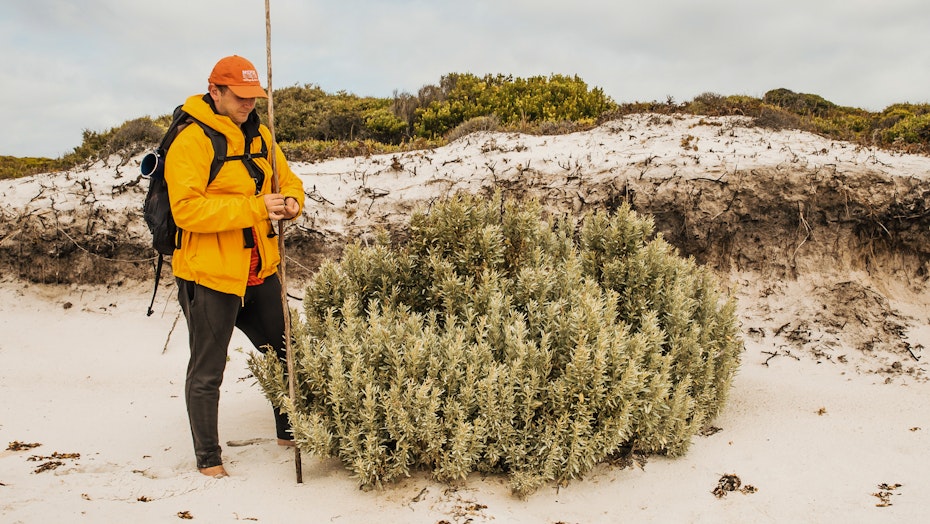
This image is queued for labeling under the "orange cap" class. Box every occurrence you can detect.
[208,55,268,99]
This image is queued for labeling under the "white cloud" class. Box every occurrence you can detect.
[2,0,929,157]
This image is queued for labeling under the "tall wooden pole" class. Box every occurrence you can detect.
[265,0,302,484]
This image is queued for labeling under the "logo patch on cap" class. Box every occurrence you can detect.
[242,69,260,83]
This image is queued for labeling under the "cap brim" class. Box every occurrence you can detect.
[227,85,268,99]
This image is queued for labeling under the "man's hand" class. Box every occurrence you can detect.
[264,193,300,220]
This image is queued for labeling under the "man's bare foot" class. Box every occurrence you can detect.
[198,465,228,478]
[277,439,296,447]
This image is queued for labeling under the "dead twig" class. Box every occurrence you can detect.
[773,322,791,336]
[792,202,812,259]
[0,229,22,246]
[162,309,181,354]
[761,349,800,366]
[283,254,315,279]
[411,487,428,503]
[54,226,156,264]
[762,351,779,366]
[305,185,333,205]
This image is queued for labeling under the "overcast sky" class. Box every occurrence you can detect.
[2,0,928,158]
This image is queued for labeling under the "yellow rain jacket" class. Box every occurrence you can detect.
[165,94,304,297]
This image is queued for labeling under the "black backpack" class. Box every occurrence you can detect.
[141,103,268,316]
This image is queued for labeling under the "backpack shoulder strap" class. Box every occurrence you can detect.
[152,107,220,183]
[161,107,225,186]
[167,110,264,206]
[189,118,227,185]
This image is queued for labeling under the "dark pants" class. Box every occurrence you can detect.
[176,274,292,469]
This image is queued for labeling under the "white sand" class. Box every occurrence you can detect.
[1,278,927,523]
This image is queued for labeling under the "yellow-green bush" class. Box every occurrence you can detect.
[279,137,444,163]
[0,156,66,179]
[250,194,742,496]
[879,111,930,145]
[415,73,616,138]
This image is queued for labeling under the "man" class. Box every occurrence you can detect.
[166,55,305,478]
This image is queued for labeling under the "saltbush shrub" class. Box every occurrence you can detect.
[763,87,836,117]
[445,115,501,142]
[250,193,742,496]
[63,116,163,164]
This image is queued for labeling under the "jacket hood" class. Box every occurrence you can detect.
[180,94,262,155]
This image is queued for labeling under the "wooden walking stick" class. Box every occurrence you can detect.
[265,0,303,484]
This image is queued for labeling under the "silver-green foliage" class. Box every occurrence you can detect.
[249,193,742,496]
